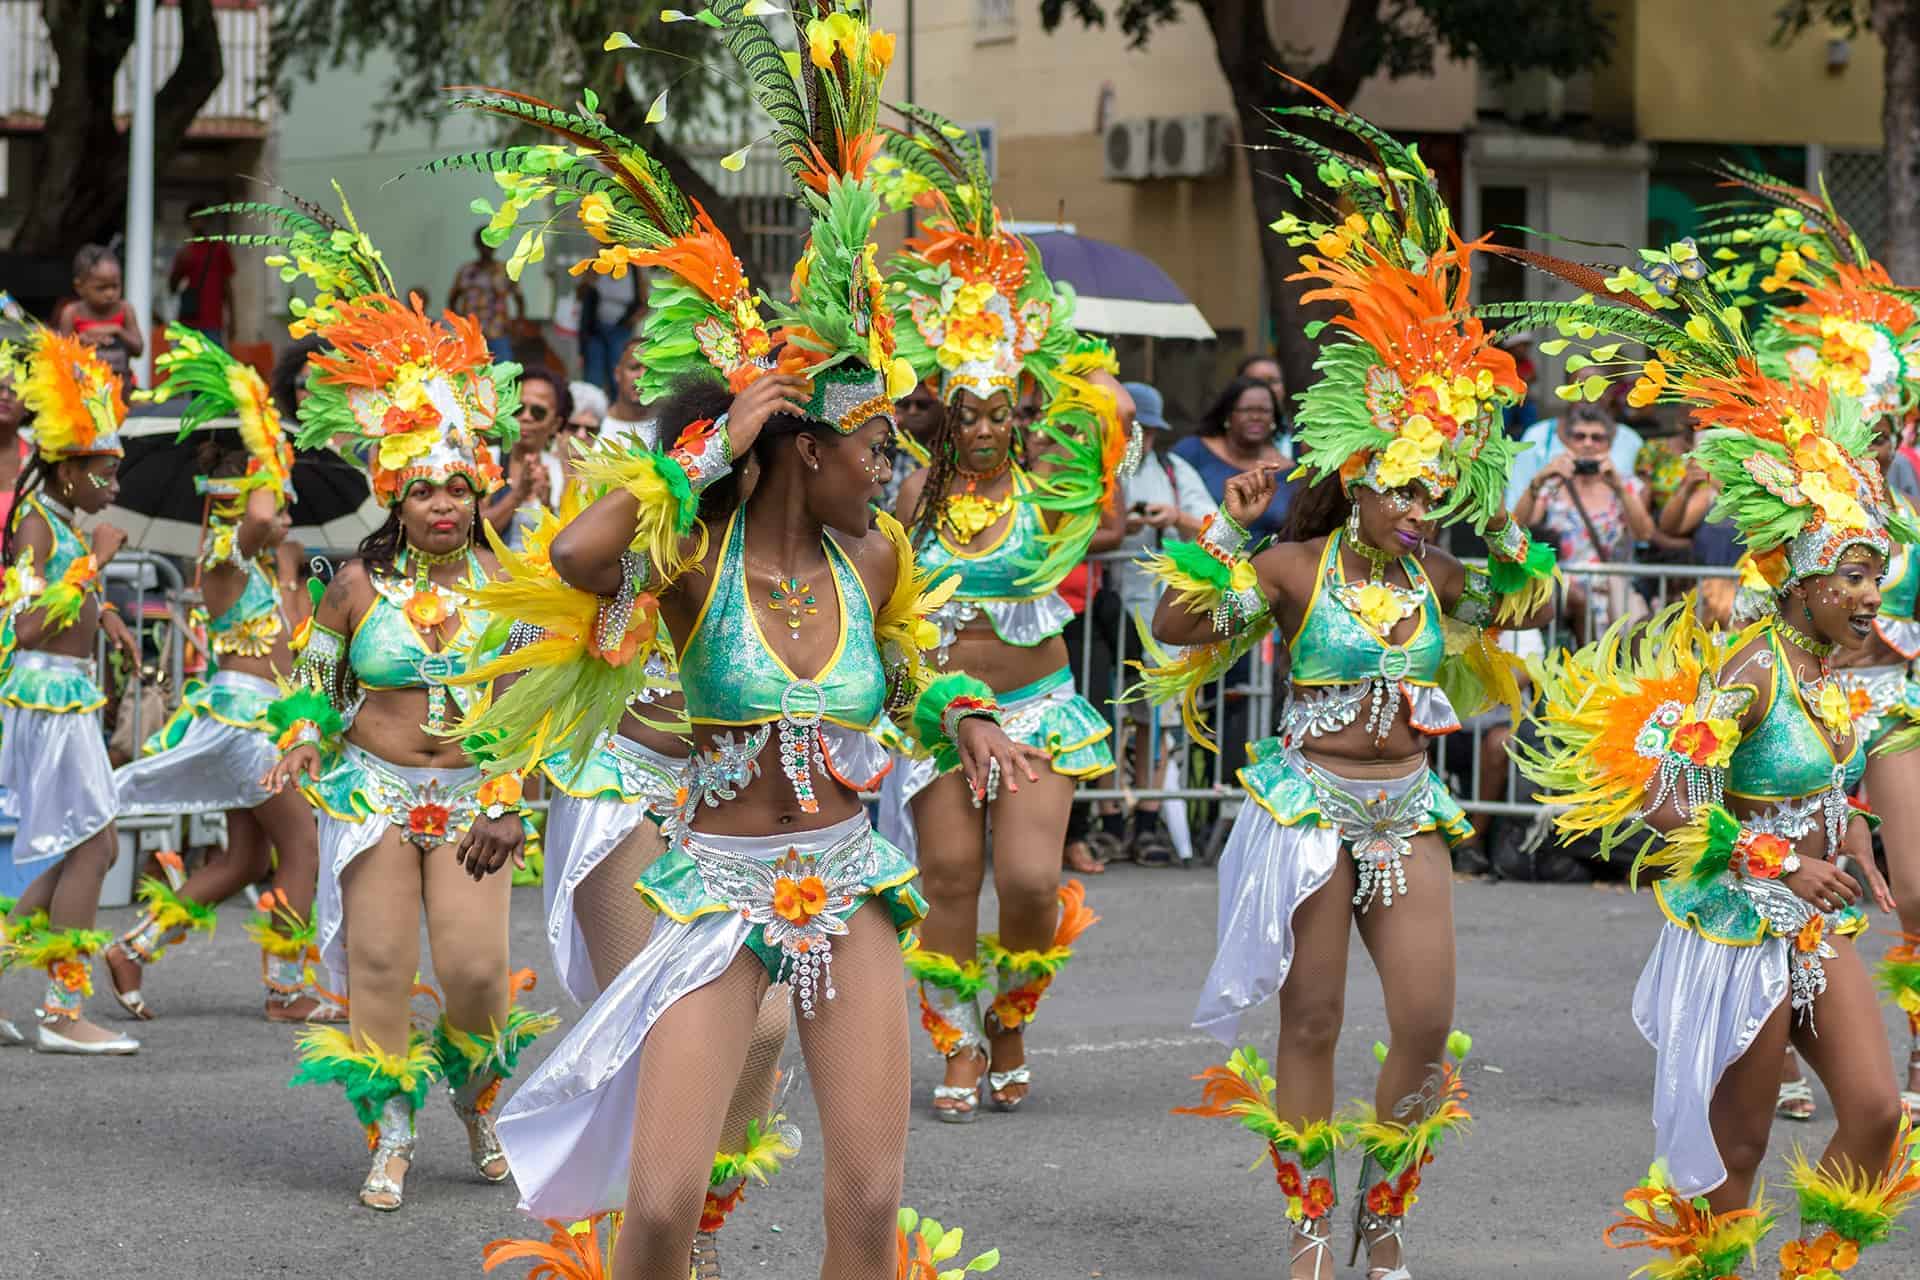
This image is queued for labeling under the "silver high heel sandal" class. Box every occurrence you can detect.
[1901,1042,1920,1121]
[360,1096,415,1212]
[450,1072,511,1183]
[1289,1216,1336,1280]
[1350,1154,1413,1280]
[689,1229,723,1279]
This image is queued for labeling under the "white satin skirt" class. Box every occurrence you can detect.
[1191,804,1343,1044]
[543,735,684,1006]
[0,698,116,866]
[1631,923,1789,1197]
[114,672,278,815]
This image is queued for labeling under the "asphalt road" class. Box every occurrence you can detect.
[4,865,1915,1280]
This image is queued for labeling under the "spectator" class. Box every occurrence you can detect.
[168,234,236,344]
[0,364,29,531]
[599,335,655,447]
[269,335,328,422]
[1509,403,1657,639]
[1172,374,1293,540]
[1505,406,1644,508]
[1235,351,1291,451]
[576,275,636,395]
[1657,457,1742,568]
[1113,381,1216,864]
[55,244,144,386]
[483,366,570,546]
[1888,413,1920,506]
[880,381,942,509]
[559,380,609,503]
[447,228,523,363]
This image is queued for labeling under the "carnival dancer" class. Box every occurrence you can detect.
[102,325,336,1023]
[1140,92,1556,1280]
[1501,229,1918,1272]
[1698,170,1920,1123]
[429,7,1038,1275]
[0,325,142,1054]
[878,105,1133,1120]
[229,192,555,1211]
[455,489,798,1277]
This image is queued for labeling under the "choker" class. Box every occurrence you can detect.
[954,454,1012,486]
[39,494,77,525]
[399,542,469,570]
[1346,532,1397,579]
[1776,616,1834,662]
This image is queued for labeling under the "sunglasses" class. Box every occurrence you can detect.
[517,403,553,422]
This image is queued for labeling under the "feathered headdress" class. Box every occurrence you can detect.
[1267,78,1526,530]
[1696,164,1920,422]
[436,1,912,434]
[204,189,520,505]
[877,103,1077,404]
[1481,230,1917,593]
[0,326,126,462]
[141,325,294,517]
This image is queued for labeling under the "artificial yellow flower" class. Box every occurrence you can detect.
[1342,582,1411,637]
[377,427,437,472]
[1797,471,1869,533]
[806,13,861,68]
[868,29,896,73]
[1374,416,1444,489]
[579,192,615,244]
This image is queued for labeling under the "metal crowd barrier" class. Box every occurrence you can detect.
[1063,551,1742,823]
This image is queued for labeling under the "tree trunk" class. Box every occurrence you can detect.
[1198,0,1382,393]
[1878,0,1920,280]
[10,0,224,258]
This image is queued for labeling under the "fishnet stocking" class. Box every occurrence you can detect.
[795,900,909,1279]
[575,819,666,992]
[572,815,792,1153]
[613,950,771,1280]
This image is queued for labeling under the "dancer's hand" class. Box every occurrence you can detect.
[101,609,139,662]
[726,373,812,454]
[955,717,1047,804]
[265,745,321,794]
[1857,851,1898,914]
[91,522,128,565]
[1221,464,1283,529]
[1783,857,1860,913]
[456,813,525,880]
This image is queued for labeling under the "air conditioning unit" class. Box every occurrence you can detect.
[1103,118,1153,181]
[1153,113,1231,179]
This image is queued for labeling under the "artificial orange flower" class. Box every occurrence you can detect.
[772,874,828,925]
[1273,1158,1304,1197]
[1302,1177,1336,1218]
[1797,915,1827,952]
[409,803,451,840]
[1739,831,1791,879]
[991,986,1043,1029]
[51,958,90,994]
[699,1182,747,1233]
[404,588,449,629]
[477,773,524,810]
[918,993,964,1058]
[1847,686,1875,719]
[1669,719,1727,765]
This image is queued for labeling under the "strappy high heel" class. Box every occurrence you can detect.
[1351,1154,1414,1280]
[450,1073,511,1182]
[932,1047,986,1124]
[360,1096,415,1212]
[1776,1075,1817,1122]
[1289,1216,1336,1280]
[1901,1044,1920,1121]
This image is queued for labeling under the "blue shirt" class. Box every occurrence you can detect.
[1170,435,1293,543]
[1504,418,1644,509]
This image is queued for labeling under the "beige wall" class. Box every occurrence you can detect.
[867,1,1475,347]
[1596,0,1884,145]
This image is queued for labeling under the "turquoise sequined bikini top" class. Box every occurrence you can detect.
[1725,629,1864,801]
[348,551,491,692]
[1882,493,1920,621]
[1286,530,1445,687]
[677,506,885,729]
[15,495,94,589]
[914,467,1050,602]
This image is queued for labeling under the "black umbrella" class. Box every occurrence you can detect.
[105,408,381,557]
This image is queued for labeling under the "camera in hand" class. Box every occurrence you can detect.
[1572,458,1600,476]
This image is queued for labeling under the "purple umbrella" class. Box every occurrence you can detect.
[1021,229,1216,340]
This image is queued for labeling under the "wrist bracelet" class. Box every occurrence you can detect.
[669,413,733,494]
[1197,510,1250,565]
[941,694,1003,747]
[276,720,321,754]
[1486,519,1531,564]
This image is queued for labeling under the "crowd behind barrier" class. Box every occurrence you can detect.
[0,539,1745,895]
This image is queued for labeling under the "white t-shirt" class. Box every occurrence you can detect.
[1114,448,1218,611]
